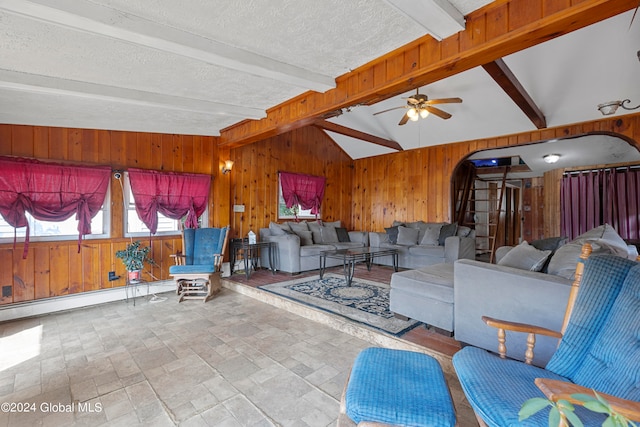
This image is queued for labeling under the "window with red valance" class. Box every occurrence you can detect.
[127,168,211,234]
[0,156,111,257]
[279,171,326,218]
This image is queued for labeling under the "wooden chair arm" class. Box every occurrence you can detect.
[482,316,563,338]
[481,316,562,365]
[535,378,640,422]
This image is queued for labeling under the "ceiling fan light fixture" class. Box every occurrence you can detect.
[419,108,429,118]
[407,107,418,118]
[543,154,561,164]
[409,114,419,122]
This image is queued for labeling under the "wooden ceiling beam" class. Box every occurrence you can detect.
[313,120,403,151]
[482,59,547,129]
[219,0,637,148]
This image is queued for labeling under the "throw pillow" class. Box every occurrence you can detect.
[385,226,400,244]
[323,220,342,229]
[269,222,291,235]
[419,223,443,246]
[438,222,458,246]
[497,241,552,272]
[530,236,568,252]
[294,230,313,246]
[335,227,350,242]
[397,226,419,246]
[321,225,339,243]
[288,221,309,234]
[308,221,322,244]
[456,225,472,238]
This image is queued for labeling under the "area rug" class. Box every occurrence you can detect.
[259,273,420,336]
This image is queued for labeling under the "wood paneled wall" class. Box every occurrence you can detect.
[349,115,640,233]
[1,113,639,305]
[228,126,354,239]
[0,124,226,305]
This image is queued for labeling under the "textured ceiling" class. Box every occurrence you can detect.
[0,0,638,168]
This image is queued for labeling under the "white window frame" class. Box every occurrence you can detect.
[0,184,111,243]
[123,172,209,237]
[277,175,321,220]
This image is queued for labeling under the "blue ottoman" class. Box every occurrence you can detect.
[341,347,456,426]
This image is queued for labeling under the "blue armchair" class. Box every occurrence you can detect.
[170,226,229,302]
[453,245,640,426]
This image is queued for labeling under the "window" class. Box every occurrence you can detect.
[123,173,208,236]
[277,173,322,220]
[0,189,110,242]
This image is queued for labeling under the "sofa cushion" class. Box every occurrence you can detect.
[321,225,339,243]
[547,224,628,279]
[409,245,446,258]
[397,226,419,246]
[335,227,350,242]
[288,221,309,234]
[391,264,454,303]
[384,226,400,244]
[294,230,314,246]
[530,236,568,252]
[456,225,472,238]
[323,220,342,228]
[497,241,552,272]
[269,221,291,235]
[300,244,336,257]
[438,222,458,246]
[419,223,443,246]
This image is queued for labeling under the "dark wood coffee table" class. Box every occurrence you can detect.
[319,247,398,286]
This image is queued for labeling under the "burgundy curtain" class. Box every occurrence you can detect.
[561,167,640,241]
[279,171,326,215]
[560,170,603,240]
[0,156,111,257]
[606,167,640,240]
[128,168,210,234]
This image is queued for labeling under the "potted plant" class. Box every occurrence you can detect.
[115,240,154,281]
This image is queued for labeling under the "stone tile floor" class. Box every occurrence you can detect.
[0,284,477,426]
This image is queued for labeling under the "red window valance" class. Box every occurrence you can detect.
[0,156,111,257]
[279,171,326,215]
[128,168,210,234]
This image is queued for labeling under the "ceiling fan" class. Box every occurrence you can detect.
[374,90,462,125]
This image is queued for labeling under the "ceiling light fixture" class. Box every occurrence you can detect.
[543,154,561,164]
[597,99,640,115]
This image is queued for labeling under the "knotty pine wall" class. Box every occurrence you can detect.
[1,113,639,306]
[227,126,354,239]
[0,124,229,304]
[348,114,640,235]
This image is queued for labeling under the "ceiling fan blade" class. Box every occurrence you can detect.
[425,106,452,119]
[426,97,463,105]
[398,112,410,125]
[373,106,406,115]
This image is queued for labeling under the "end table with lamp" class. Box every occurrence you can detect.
[230,238,277,279]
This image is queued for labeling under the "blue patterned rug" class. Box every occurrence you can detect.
[259,274,421,336]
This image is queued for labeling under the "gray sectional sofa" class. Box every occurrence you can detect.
[259,220,368,274]
[369,221,476,269]
[454,223,638,366]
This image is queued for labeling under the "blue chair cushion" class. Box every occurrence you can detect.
[183,227,226,266]
[169,264,216,275]
[345,347,456,427]
[546,256,640,400]
[452,346,606,427]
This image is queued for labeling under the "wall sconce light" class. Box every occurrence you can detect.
[543,154,561,164]
[597,99,640,116]
[221,160,234,174]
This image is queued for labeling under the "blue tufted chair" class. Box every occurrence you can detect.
[170,226,229,302]
[453,244,640,426]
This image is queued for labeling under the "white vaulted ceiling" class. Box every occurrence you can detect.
[0,1,639,163]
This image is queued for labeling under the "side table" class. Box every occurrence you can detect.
[230,240,277,279]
